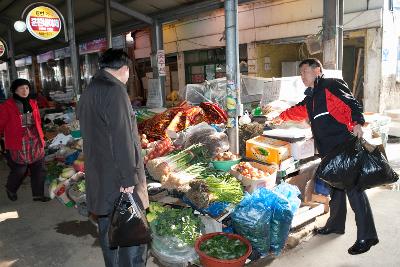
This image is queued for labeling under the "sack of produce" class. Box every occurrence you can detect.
[357,142,399,191]
[183,122,229,157]
[273,182,301,214]
[149,207,202,266]
[269,194,293,256]
[315,136,363,190]
[231,188,274,256]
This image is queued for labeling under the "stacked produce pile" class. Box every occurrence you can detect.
[139,101,227,140]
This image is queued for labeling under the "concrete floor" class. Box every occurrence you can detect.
[0,141,399,267]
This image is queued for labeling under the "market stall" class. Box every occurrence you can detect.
[41,74,394,267]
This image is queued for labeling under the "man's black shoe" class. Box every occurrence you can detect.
[315,227,345,235]
[6,189,17,201]
[348,238,379,255]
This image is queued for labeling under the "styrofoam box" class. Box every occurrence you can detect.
[290,138,315,160]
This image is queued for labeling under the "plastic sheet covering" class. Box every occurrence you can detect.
[180,78,227,108]
[151,234,198,267]
[183,122,229,156]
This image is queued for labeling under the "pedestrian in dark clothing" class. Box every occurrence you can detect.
[273,58,378,255]
[0,79,49,202]
[77,49,149,267]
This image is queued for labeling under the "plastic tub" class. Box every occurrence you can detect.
[71,130,81,139]
[195,232,252,267]
[212,158,241,171]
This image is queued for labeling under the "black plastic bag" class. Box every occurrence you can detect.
[315,137,364,190]
[108,193,151,248]
[357,145,399,191]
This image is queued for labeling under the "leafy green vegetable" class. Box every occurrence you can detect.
[46,162,65,180]
[77,180,85,193]
[146,202,167,223]
[200,235,248,260]
[151,208,201,245]
[204,173,244,204]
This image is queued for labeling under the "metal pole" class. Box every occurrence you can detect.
[338,0,343,70]
[105,0,112,48]
[67,0,81,95]
[151,19,166,107]
[225,0,240,154]
[7,29,17,81]
[322,0,339,69]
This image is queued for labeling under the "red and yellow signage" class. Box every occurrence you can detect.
[0,40,5,57]
[26,6,61,40]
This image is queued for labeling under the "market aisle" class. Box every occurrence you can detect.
[1,141,399,267]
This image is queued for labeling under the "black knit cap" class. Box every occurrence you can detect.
[10,78,31,93]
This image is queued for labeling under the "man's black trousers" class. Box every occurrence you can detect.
[326,187,378,240]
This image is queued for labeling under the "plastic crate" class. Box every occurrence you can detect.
[314,178,330,196]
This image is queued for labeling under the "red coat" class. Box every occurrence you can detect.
[0,98,45,150]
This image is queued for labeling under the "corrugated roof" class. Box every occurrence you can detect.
[0,0,240,58]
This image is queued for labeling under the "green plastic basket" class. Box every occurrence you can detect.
[211,158,241,171]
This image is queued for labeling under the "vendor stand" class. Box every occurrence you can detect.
[42,74,393,267]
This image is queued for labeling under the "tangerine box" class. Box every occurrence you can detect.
[245,136,291,164]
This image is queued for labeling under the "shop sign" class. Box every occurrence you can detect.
[37,51,55,64]
[79,39,107,54]
[157,50,166,76]
[15,56,32,67]
[0,40,5,57]
[54,47,71,59]
[26,6,61,40]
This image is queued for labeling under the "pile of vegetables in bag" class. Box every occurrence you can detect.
[146,144,209,191]
[150,207,202,246]
[185,172,244,208]
[200,235,248,260]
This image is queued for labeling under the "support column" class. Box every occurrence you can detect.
[105,0,112,48]
[322,0,339,69]
[364,28,382,112]
[338,0,343,70]
[177,51,186,93]
[31,56,41,93]
[225,0,241,154]
[150,19,166,107]
[67,0,81,95]
[7,29,17,81]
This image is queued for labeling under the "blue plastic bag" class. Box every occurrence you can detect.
[269,194,293,255]
[232,188,275,256]
[273,182,301,214]
[270,183,300,255]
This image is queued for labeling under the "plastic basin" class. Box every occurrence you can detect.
[212,158,241,171]
[195,232,252,267]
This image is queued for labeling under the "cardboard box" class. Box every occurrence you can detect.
[230,162,277,193]
[246,136,291,164]
[290,138,315,160]
[311,194,330,213]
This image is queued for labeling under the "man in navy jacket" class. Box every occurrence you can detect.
[274,58,378,255]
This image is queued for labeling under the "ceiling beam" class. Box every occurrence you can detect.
[109,1,153,24]
[12,0,255,56]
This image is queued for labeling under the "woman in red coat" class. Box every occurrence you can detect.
[0,79,50,202]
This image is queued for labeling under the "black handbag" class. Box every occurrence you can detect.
[108,193,151,248]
